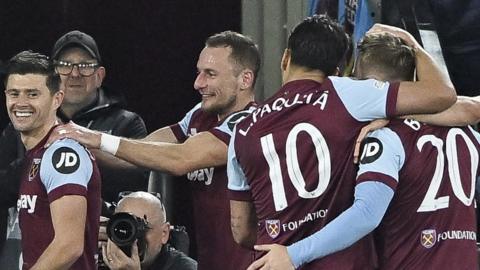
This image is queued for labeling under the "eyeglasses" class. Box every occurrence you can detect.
[54,60,99,76]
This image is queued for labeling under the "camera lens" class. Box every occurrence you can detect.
[107,213,139,246]
[113,220,134,241]
[106,212,148,259]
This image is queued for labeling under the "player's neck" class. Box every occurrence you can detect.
[283,66,326,85]
[21,119,58,150]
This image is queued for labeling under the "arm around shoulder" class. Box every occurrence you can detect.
[396,47,456,116]
[408,96,480,126]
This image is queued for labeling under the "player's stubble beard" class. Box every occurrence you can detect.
[202,92,237,117]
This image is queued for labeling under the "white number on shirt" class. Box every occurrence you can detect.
[417,128,478,212]
[260,123,331,211]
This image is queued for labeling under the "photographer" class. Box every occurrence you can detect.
[102,192,197,270]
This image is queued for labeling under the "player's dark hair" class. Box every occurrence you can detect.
[4,50,61,94]
[355,33,415,81]
[288,14,350,76]
[206,31,261,87]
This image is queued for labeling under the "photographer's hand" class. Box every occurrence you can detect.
[98,216,109,250]
[102,239,141,270]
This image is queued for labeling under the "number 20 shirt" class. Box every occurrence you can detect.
[228,77,399,269]
[357,119,480,269]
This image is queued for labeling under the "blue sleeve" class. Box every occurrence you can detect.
[40,138,93,194]
[357,127,405,181]
[287,181,394,268]
[177,103,202,136]
[330,76,395,121]
[227,126,250,191]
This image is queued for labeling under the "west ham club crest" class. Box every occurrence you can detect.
[421,229,437,248]
[265,219,281,239]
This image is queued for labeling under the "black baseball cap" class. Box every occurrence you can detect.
[51,30,101,62]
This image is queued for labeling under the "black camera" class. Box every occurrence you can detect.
[106,212,148,260]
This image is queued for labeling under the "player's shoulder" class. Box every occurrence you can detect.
[43,138,90,162]
[223,106,256,132]
[41,138,92,176]
[388,118,430,137]
[329,76,393,96]
[360,127,405,166]
[189,102,203,115]
[181,102,204,121]
[47,138,85,151]
[367,127,404,151]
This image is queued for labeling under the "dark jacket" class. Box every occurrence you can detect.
[58,87,147,139]
[149,245,197,270]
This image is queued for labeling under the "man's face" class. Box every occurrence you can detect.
[55,47,104,107]
[194,46,242,116]
[116,198,168,266]
[5,74,62,134]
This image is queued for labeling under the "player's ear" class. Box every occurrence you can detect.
[281,49,291,71]
[238,69,254,90]
[53,90,64,110]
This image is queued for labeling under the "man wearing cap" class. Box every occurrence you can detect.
[50,30,149,203]
[0,30,149,268]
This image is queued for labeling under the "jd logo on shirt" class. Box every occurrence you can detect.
[359,137,383,164]
[52,147,80,174]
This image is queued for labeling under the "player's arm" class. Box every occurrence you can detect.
[247,182,393,270]
[113,131,227,175]
[260,129,404,269]
[31,195,87,270]
[47,122,227,175]
[227,131,257,248]
[406,96,480,126]
[284,182,393,268]
[142,126,179,143]
[90,125,179,169]
[368,24,456,116]
[230,200,257,248]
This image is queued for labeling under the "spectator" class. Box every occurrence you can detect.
[51,30,149,203]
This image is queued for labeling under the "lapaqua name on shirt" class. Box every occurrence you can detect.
[239,91,328,136]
